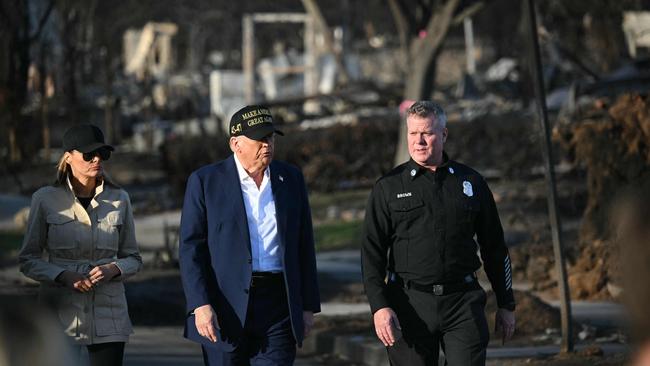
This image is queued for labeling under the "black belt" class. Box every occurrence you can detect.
[392,273,479,296]
[250,272,284,288]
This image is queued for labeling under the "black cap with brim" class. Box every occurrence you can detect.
[243,123,284,141]
[229,105,284,141]
[63,124,114,153]
[77,142,115,153]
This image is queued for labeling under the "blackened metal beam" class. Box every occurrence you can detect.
[526,0,574,353]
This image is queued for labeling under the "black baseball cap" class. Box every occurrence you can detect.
[62,124,114,153]
[229,105,284,141]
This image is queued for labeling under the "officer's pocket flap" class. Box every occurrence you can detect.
[389,198,424,212]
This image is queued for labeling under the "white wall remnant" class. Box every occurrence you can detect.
[124,22,178,80]
[623,12,650,58]
[209,70,246,131]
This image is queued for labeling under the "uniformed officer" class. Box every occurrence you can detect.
[362,101,516,365]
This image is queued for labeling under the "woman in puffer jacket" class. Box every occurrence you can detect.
[19,124,142,366]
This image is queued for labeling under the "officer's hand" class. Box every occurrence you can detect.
[195,304,220,343]
[89,263,120,285]
[373,307,401,347]
[57,270,94,293]
[495,308,515,344]
[303,311,314,337]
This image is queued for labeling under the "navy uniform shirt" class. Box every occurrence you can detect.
[362,152,515,313]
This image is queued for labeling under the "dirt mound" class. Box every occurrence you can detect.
[555,93,650,300]
[486,290,563,336]
[508,242,556,292]
[563,94,650,245]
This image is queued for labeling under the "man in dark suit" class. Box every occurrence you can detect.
[179,105,321,365]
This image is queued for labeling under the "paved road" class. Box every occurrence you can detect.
[124,326,350,366]
[125,355,340,366]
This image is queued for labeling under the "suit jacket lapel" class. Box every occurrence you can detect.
[225,155,252,255]
[270,161,288,247]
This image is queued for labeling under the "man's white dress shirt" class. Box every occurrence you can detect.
[234,154,282,272]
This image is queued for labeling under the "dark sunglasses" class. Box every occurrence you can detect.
[81,148,111,162]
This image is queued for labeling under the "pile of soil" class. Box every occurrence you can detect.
[485,290,566,337]
[494,175,586,297]
[554,93,650,300]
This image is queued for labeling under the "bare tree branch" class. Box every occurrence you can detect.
[395,0,417,33]
[29,0,54,42]
[388,0,412,74]
[451,1,484,26]
[412,0,461,58]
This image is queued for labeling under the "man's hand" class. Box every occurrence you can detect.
[495,308,515,345]
[195,304,220,343]
[57,270,94,292]
[89,263,120,285]
[303,311,314,337]
[373,307,401,347]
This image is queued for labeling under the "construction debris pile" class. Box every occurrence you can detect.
[556,93,650,300]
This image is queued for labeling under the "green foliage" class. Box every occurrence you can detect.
[314,220,363,252]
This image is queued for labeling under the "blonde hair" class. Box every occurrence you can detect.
[55,153,71,186]
[54,151,118,188]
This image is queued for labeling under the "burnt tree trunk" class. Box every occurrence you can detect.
[392,0,462,166]
[0,0,53,163]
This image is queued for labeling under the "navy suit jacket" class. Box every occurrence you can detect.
[178,155,321,351]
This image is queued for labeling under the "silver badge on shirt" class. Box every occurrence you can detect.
[462,181,473,197]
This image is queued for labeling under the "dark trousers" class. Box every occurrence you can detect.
[386,283,489,366]
[202,277,296,366]
[86,342,125,366]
